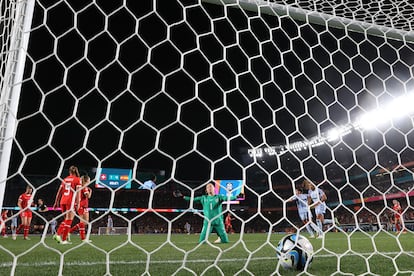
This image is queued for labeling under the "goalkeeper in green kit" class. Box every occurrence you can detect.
[174,182,244,244]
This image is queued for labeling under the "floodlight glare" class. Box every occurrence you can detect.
[327,128,340,141]
[385,93,414,119]
[248,93,414,157]
[355,93,414,130]
[326,126,352,141]
[355,109,388,130]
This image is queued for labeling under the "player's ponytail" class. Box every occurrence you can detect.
[69,165,80,177]
[81,175,90,184]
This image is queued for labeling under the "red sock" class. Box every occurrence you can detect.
[16,224,23,234]
[396,223,401,232]
[62,220,72,241]
[57,222,65,236]
[70,223,79,233]
[79,222,85,240]
[24,225,29,238]
[1,224,5,236]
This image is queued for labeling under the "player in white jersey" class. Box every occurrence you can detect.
[288,187,322,238]
[304,179,338,238]
[9,211,18,240]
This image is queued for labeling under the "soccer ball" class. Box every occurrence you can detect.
[276,234,313,270]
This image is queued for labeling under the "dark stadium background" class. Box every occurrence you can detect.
[3,0,414,233]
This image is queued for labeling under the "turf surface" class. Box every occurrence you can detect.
[0,231,413,275]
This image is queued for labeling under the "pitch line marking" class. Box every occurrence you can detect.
[0,251,412,268]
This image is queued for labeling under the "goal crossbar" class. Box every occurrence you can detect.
[203,0,414,43]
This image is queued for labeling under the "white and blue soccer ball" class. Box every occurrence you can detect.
[276,234,314,270]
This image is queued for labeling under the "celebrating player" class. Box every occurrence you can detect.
[287,187,322,238]
[17,185,34,240]
[304,179,338,238]
[53,165,81,244]
[140,174,157,190]
[174,182,243,244]
[392,199,406,234]
[70,175,92,242]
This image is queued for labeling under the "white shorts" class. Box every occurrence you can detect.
[315,202,327,216]
[298,210,312,221]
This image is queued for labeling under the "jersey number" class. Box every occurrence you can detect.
[63,183,72,196]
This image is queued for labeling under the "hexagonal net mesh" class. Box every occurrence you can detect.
[253,0,414,33]
[0,0,414,275]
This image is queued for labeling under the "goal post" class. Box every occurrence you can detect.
[0,0,35,209]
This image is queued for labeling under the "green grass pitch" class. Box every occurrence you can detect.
[0,231,413,275]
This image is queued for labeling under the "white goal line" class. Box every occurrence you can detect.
[1,251,412,268]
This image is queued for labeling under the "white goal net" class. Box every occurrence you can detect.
[0,0,414,275]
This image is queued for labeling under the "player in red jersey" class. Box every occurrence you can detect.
[70,175,92,242]
[53,165,81,244]
[1,210,8,237]
[225,213,235,234]
[392,199,406,234]
[17,186,33,240]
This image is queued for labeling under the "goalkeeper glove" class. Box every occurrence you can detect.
[237,193,245,199]
[173,190,184,198]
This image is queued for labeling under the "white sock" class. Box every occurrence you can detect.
[310,221,321,233]
[317,220,323,232]
[305,224,314,236]
[324,219,333,224]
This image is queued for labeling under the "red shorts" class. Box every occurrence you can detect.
[20,210,32,218]
[60,203,73,213]
[77,206,88,216]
